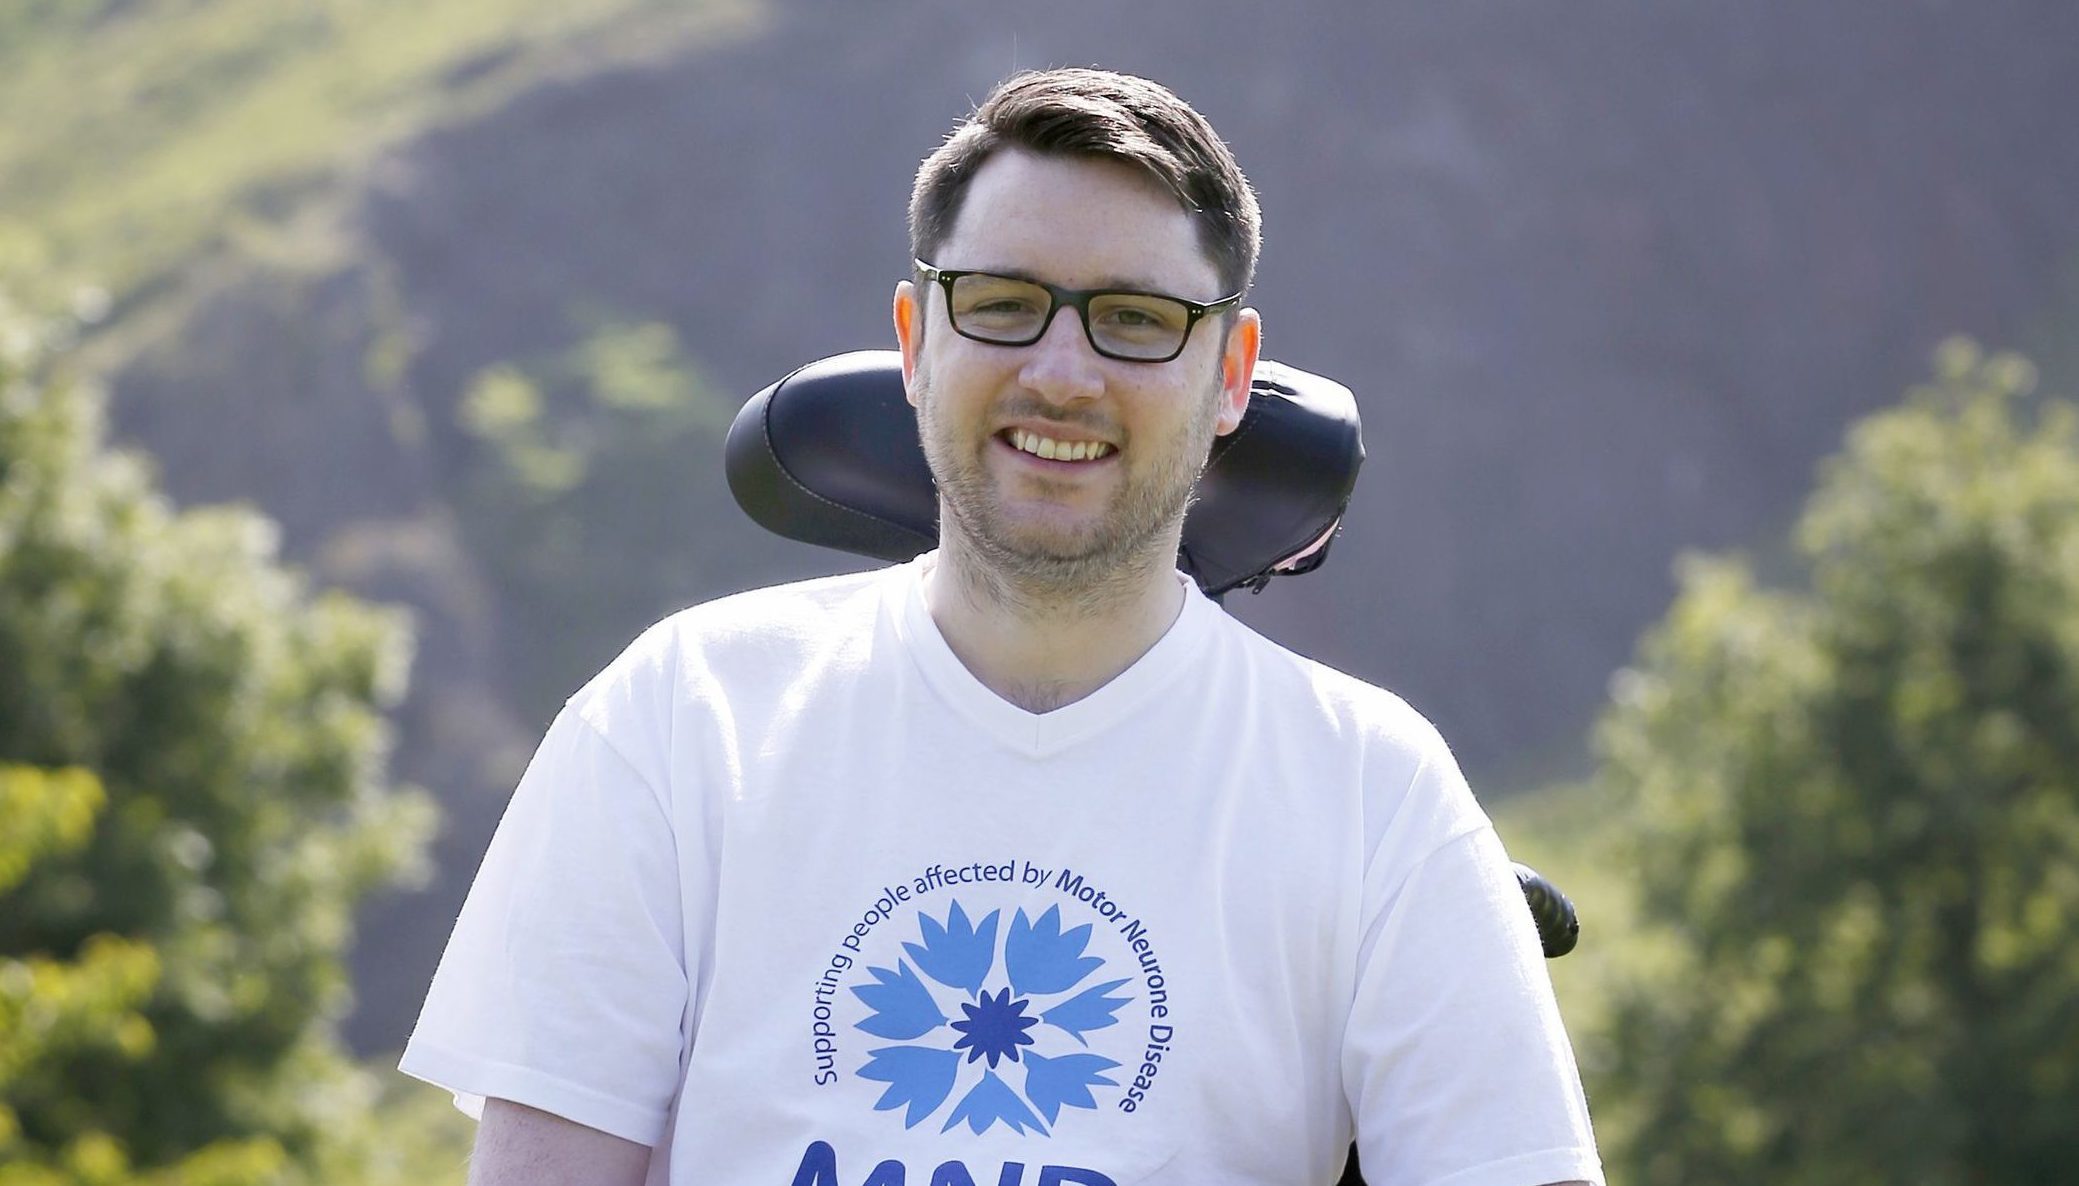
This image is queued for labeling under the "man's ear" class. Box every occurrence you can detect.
[1214,308,1262,436]
[894,281,922,408]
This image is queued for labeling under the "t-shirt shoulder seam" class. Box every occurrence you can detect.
[1220,613,1442,745]
[1372,746,1488,876]
[1371,816,1495,915]
[566,703,674,821]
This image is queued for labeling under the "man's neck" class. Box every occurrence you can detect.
[923,532,1188,714]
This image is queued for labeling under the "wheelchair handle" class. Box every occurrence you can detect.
[1513,862,1580,959]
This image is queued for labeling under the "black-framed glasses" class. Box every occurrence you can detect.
[915,259,1242,364]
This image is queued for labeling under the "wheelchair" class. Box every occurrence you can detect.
[725,351,1579,1185]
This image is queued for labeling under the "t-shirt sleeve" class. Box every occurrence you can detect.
[398,705,688,1147]
[1342,749,1603,1186]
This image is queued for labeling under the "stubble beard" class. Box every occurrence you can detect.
[913,364,1223,617]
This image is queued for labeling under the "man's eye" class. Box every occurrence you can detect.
[971,298,1040,316]
[1096,302,1182,331]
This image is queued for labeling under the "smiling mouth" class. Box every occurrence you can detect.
[1001,428,1117,462]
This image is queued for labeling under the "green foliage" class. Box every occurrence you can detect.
[0,311,436,1183]
[0,767,159,1137]
[339,1068,473,1186]
[0,770,294,1186]
[0,0,761,304]
[1594,340,2079,1184]
[454,318,740,716]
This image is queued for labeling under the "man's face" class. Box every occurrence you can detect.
[894,148,1259,587]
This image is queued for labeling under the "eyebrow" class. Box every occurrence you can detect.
[962,264,1190,297]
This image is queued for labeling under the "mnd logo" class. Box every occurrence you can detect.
[808,861,1178,1140]
[852,899,1131,1135]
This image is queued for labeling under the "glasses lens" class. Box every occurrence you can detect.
[1086,293,1192,360]
[941,272,1198,360]
[947,274,1051,343]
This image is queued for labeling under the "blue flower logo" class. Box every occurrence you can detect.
[853,901,1132,1134]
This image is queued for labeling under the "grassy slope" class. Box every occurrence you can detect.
[0,0,762,307]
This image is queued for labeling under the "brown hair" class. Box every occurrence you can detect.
[909,68,1260,297]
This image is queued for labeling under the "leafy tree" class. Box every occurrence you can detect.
[0,305,435,1184]
[1594,340,2079,1184]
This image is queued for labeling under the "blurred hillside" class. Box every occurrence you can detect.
[6,0,2078,1052]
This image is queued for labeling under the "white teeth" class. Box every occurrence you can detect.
[1009,430,1112,462]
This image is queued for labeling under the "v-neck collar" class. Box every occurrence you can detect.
[886,553,1213,758]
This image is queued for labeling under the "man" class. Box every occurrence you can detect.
[402,68,1602,1186]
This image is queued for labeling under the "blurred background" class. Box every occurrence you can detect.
[4,1,2076,1183]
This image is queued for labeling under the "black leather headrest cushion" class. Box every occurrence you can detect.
[724,350,1363,596]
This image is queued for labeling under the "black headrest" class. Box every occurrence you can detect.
[724,350,1363,596]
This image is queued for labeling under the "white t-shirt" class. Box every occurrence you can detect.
[400,557,1601,1186]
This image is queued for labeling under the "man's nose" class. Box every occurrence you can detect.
[1017,307,1105,405]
